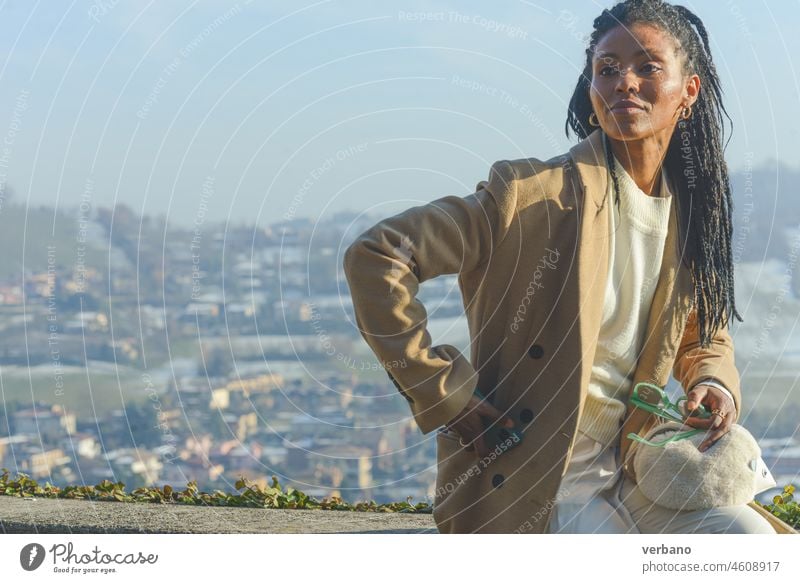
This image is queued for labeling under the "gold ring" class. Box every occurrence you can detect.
[711,408,725,418]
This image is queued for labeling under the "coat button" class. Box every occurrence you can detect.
[519,408,534,424]
[492,474,504,488]
[528,344,544,359]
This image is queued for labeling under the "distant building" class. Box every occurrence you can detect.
[12,405,77,442]
[58,432,101,459]
[209,387,230,410]
[314,444,374,495]
[0,435,30,469]
[24,447,71,479]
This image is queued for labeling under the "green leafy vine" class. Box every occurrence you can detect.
[755,484,799,529]
[0,468,432,513]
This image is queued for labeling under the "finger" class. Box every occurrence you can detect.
[706,407,726,429]
[456,430,474,451]
[476,398,515,428]
[452,396,484,425]
[685,385,708,413]
[448,421,471,446]
[710,413,723,429]
[705,388,736,422]
[456,417,485,449]
[682,415,717,430]
[684,411,730,430]
[698,424,731,452]
[473,434,490,459]
[462,395,483,417]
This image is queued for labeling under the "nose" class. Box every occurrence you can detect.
[614,66,640,94]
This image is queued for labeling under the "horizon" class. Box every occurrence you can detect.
[6,152,798,231]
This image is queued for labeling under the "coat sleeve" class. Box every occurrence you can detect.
[342,161,518,434]
[672,307,741,422]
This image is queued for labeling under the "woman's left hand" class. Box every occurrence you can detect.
[681,384,736,452]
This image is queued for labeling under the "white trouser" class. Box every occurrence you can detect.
[548,430,637,533]
[548,431,775,534]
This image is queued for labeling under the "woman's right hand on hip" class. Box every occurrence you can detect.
[444,392,515,459]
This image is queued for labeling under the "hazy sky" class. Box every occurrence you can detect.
[1,0,797,229]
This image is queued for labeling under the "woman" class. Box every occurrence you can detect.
[343,0,791,533]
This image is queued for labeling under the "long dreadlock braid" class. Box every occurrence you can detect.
[565,0,742,349]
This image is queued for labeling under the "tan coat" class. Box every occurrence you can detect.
[343,128,795,534]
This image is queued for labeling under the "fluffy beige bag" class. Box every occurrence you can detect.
[633,421,776,511]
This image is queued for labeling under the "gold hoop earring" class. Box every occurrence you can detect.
[589,112,600,127]
[681,105,692,120]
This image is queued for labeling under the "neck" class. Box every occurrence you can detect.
[608,132,672,197]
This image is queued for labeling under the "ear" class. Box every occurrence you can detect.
[684,73,701,108]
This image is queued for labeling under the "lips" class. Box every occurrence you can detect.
[611,100,645,111]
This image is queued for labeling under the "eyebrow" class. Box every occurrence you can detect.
[593,49,663,60]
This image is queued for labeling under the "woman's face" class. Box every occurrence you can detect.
[589,22,700,143]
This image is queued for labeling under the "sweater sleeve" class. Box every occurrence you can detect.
[342,161,518,433]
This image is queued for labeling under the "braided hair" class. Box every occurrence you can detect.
[565,0,741,349]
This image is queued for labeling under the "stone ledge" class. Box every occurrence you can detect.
[0,496,437,534]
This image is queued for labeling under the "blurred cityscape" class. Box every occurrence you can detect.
[0,194,799,505]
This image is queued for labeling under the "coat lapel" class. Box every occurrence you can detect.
[566,128,612,435]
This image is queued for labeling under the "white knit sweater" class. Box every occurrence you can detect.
[576,152,674,447]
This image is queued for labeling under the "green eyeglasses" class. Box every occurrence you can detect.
[626,381,711,448]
